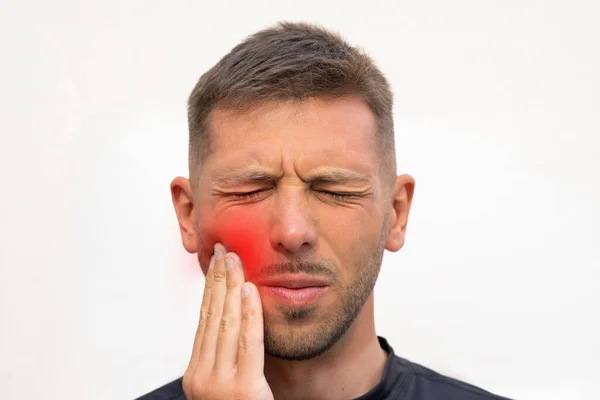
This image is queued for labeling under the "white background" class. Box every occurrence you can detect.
[1,1,599,399]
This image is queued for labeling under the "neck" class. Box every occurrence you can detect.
[264,294,388,400]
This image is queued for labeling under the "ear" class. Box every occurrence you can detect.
[385,174,415,252]
[170,176,198,254]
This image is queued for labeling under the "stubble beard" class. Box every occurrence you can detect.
[263,212,389,361]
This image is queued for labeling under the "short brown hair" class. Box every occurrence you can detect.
[187,21,396,190]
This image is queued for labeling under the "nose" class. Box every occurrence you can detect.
[269,185,318,254]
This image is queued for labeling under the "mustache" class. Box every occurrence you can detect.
[257,260,337,279]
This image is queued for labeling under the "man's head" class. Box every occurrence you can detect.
[171,22,414,361]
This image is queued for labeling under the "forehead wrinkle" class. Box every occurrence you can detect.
[211,163,373,188]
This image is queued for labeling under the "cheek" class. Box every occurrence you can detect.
[325,212,376,275]
[218,210,266,276]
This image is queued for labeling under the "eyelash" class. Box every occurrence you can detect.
[232,189,355,201]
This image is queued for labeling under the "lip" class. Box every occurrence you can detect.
[254,274,331,308]
[261,286,329,308]
[254,274,331,289]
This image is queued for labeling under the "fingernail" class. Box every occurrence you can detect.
[209,256,215,269]
[241,284,251,299]
[225,256,234,270]
[214,245,224,260]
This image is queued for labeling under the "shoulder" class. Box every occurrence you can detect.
[134,377,185,400]
[393,356,514,400]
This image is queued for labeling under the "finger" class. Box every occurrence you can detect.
[236,282,266,378]
[187,254,215,373]
[214,252,245,372]
[197,243,228,371]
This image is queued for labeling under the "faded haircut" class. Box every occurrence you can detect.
[187,21,397,192]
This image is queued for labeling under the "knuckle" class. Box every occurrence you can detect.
[198,311,208,325]
[213,269,226,282]
[206,308,217,321]
[183,368,214,397]
[242,308,256,322]
[226,279,239,293]
[218,316,236,333]
[238,333,254,351]
[182,372,199,396]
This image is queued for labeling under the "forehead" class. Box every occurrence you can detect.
[205,97,379,176]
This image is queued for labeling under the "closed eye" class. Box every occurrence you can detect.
[230,189,357,201]
[231,189,270,200]
[317,191,356,201]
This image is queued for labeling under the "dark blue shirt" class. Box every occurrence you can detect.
[136,337,513,400]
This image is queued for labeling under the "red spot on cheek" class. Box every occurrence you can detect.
[219,211,265,277]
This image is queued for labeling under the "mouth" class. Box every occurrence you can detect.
[262,286,329,308]
[255,274,331,308]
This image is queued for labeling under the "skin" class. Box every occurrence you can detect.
[171,96,415,400]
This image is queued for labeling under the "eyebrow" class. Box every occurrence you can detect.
[212,170,281,186]
[307,168,372,184]
[212,167,371,186]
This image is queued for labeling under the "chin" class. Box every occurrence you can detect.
[263,328,334,361]
[263,309,354,361]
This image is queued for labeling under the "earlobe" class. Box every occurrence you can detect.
[170,177,198,254]
[384,174,415,253]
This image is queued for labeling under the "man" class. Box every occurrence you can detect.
[138,22,512,400]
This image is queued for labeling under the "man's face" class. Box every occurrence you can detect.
[188,97,399,360]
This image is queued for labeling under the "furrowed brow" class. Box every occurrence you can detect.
[212,167,371,187]
[307,168,371,184]
[212,169,281,186]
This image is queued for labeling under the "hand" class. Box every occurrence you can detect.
[182,244,274,400]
